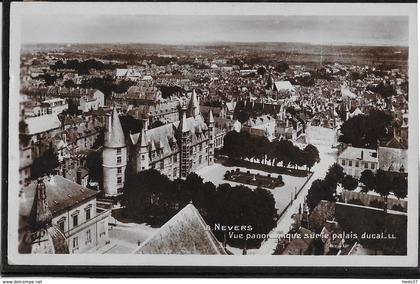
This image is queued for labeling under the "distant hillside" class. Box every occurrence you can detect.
[22,42,408,69]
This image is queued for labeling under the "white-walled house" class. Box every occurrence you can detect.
[337,146,378,178]
[78,90,105,112]
[19,175,111,254]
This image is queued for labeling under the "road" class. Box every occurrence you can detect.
[249,144,338,255]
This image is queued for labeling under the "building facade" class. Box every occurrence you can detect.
[337,146,378,178]
[102,107,128,196]
[128,90,215,180]
[19,176,110,254]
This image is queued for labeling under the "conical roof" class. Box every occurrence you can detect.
[208,109,215,123]
[187,89,200,118]
[178,110,189,133]
[19,178,69,254]
[139,128,148,148]
[28,178,53,230]
[105,107,126,148]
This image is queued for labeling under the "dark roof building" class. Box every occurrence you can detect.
[135,204,227,255]
[19,178,69,254]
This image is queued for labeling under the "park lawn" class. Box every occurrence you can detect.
[197,163,308,215]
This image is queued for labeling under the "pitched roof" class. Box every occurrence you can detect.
[134,204,227,255]
[274,81,295,92]
[20,175,98,221]
[338,146,378,163]
[25,114,61,135]
[341,86,357,98]
[378,146,408,173]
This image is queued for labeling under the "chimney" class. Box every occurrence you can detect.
[76,169,82,185]
[142,118,149,131]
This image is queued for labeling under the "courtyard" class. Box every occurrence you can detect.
[196,162,310,215]
[224,169,284,189]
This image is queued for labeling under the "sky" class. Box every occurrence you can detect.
[21,15,409,46]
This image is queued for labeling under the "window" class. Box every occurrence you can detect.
[72,215,78,227]
[173,155,177,163]
[58,220,65,232]
[160,160,164,170]
[190,148,193,155]
[199,155,202,164]
[371,163,375,170]
[85,208,91,221]
[341,159,345,166]
[355,161,359,168]
[173,167,177,177]
[117,176,122,185]
[348,160,352,167]
[86,230,92,244]
[117,148,122,155]
[117,167,122,174]
[117,156,122,164]
[141,154,145,160]
[364,162,368,169]
[73,237,79,249]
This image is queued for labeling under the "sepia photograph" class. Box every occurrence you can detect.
[5,2,419,270]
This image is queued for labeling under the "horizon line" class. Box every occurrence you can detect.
[22,41,409,48]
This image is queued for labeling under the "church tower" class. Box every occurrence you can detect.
[178,106,191,178]
[208,109,215,165]
[102,107,127,197]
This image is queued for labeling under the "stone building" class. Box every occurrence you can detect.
[128,90,215,179]
[102,107,128,197]
[337,146,378,178]
[19,176,110,254]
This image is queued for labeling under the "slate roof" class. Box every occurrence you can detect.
[338,146,378,163]
[274,81,295,92]
[24,114,61,135]
[134,204,227,255]
[378,146,408,173]
[20,175,98,222]
[130,114,208,156]
[104,108,126,148]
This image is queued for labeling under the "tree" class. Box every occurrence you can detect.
[123,170,278,248]
[338,110,393,149]
[30,147,59,179]
[85,150,103,183]
[360,170,376,191]
[257,66,267,77]
[374,170,392,211]
[392,175,408,200]
[306,179,335,210]
[302,144,320,172]
[237,110,250,124]
[274,61,289,73]
[64,79,76,88]
[375,170,392,197]
[342,175,358,191]
[325,163,344,186]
